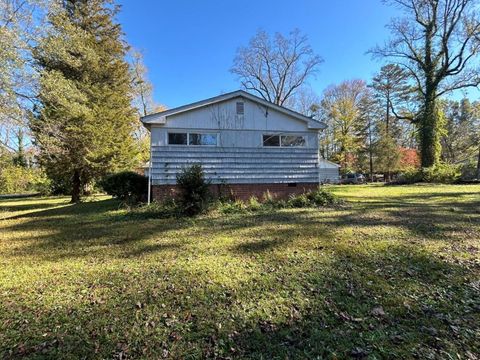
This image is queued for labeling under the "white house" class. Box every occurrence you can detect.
[141,90,340,201]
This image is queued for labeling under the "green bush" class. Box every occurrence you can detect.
[218,200,247,214]
[306,187,342,206]
[99,171,147,203]
[395,168,423,184]
[0,165,51,195]
[396,163,461,184]
[219,187,342,214]
[422,163,461,184]
[247,196,262,211]
[287,193,310,208]
[176,164,210,216]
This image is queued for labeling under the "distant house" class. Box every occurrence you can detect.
[141,90,339,201]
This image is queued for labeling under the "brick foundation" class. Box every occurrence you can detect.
[152,183,319,202]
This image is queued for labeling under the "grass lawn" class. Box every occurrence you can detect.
[0,184,479,359]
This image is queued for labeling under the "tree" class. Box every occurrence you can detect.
[373,123,402,179]
[370,64,413,137]
[231,29,322,106]
[291,86,321,117]
[0,0,47,155]
[130,49,158,118]
[321,80,370,172]
[371,0,480,168]
[129,49,165,162]
[440,98,477,164]
[32,0,138,202]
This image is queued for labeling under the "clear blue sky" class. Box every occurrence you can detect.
[117,0,402,108]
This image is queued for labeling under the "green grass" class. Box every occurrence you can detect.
[0,185,479,359]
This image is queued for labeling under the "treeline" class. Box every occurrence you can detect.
[0,0,159,200]
[314,69,480,181]
[2,0,480,200]
[231,0,480,183]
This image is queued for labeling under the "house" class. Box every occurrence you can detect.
[141,90,340,201]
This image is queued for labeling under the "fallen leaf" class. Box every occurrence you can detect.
[371,306,385,317]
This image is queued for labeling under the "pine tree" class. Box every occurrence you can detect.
[32,0,138,202]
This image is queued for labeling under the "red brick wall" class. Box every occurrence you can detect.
[152,183,318,202]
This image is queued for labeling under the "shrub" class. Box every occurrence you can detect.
[394,163,461,184]
[422,163,461,184]
[0,165,51,195]
[306,187,342,206]
[218,187,342,214]
[248,196,262,211]
[176,164,210,216]
[395,168,423,184]
[218,200,247,214]
[100,171,147,203]
[262,190,276,206]
[287,193,310,208]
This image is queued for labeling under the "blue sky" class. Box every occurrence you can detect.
[117,0,402,108]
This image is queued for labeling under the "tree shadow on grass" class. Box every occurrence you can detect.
[2,186,479,263]
[1,199,191,261]
[230,249,479,359]
[0,201,68,215]
[1,243,478,359]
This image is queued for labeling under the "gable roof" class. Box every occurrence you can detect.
[140,90,326,130]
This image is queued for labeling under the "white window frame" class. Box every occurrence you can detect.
[261,133,307,148]
[167,131,219,147]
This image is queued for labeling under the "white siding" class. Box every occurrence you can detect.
[149,96,339,185]
[151,146,319,185]
[163,98,310,132]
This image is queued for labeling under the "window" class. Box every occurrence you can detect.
[168,132,217,146]
[236,102,244,115]
[263,134,305,147]
[189,133,217,146]
[281,135,306,147]
[263,135,280,147]
[168,133,187,145]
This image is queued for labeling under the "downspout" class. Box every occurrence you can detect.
[147,126,152,204]
[318,131,322,185]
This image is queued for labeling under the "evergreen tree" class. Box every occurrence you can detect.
[31,0,138,202]
[373,123,401,180]
[370,64,414,144]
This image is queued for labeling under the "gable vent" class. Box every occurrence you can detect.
[236,101,244,115]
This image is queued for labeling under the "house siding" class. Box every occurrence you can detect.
[145,93,339,200]
[150,146,319,185]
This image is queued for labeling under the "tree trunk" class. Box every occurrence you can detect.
[71,169,82,203]
[419,88,439,168]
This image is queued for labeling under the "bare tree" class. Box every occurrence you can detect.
[130,49,161,117]
[371,0,480,167]
[231,29,322,107]
[129,49,166,162]
[286,85,321,117]
[0,0,48,153]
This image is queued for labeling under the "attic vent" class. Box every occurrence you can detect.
[236,101,244,115]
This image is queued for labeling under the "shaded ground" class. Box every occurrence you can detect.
[0,185,479,359]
